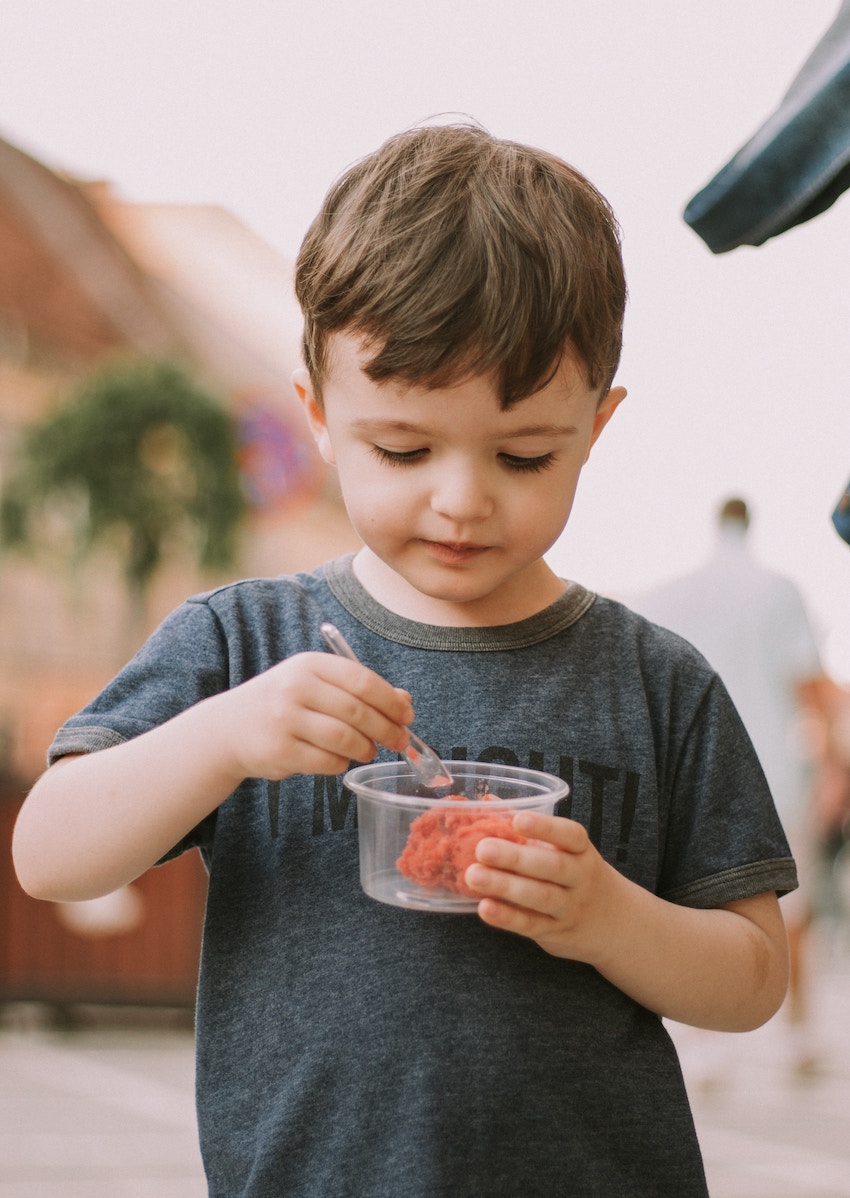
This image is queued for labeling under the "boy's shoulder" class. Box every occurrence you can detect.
[584,593,725,720]
[185,561,332,608]
[588,592,716,671]
[178,559,339,628]
[140,561,344,667]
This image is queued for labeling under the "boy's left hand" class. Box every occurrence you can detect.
[464,812,624,963]
[466,812,790,1032]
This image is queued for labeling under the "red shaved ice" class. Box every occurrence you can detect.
[396,795,527,898]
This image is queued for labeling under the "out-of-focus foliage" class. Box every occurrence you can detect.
[1,359,246,594]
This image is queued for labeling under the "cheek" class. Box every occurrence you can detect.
[513,473,579,541]
[339,467,413,534]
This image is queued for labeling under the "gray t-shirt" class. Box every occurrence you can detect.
[49,556,796,1197]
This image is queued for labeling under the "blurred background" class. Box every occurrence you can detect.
[2,3,849,655]
[1,3,850,1194]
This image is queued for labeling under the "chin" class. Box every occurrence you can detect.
[403,568,499,607]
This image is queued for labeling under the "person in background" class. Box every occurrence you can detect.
[637,496,826,1075]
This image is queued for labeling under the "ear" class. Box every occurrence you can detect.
[585,386,626,462]
[293,369,336,465]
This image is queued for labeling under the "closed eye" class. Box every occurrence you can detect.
[369,446,556,472]
[499,453,556,473]
[370,445,428,467]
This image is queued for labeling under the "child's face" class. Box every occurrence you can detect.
[295,334,624,623]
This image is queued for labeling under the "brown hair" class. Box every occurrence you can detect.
[294,122,626,406]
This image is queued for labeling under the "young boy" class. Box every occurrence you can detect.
[14,123,794,1197]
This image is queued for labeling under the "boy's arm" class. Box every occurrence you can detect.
[13,652,414,902]
[465,812,789,1033]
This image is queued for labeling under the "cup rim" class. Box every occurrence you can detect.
[343,759,569,809]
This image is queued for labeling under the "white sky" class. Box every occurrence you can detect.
[4,0,850,676]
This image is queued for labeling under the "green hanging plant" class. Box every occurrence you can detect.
[1,359,246,605]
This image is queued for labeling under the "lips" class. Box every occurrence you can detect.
[422,540,489,564]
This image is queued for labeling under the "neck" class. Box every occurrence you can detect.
[717,521,748,548]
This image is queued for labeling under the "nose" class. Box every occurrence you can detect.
[429,459,494,524]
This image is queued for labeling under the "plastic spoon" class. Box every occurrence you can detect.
[319,622,453,789]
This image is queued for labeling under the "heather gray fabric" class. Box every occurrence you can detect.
[49,555,796,1197]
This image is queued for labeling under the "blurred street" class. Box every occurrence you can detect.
[0,1007,204,1198]
[672,924,850,1198]
[0,926,848,1197]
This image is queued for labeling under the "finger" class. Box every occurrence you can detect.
[283,737,367,778]
[294,704,381,764]
[476,895,558,938]
[512,812,590,852]
[315,656,415,726]
[303,672,412,754]
[465,861,566,919]
[473,835,565,884]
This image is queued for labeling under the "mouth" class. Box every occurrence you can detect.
[422,540,490,564]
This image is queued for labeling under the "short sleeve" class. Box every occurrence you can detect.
[48,596,231,762]
[657,673,798,907]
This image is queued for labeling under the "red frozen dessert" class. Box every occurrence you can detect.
[396,795,527,898]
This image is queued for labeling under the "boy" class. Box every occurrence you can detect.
[13,123,794,1197]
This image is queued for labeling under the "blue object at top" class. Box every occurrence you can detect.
[684,2,850,253]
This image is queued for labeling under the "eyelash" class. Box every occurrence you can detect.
[369,446,556,473]
[500,453,556,474]
[370,446,427,467]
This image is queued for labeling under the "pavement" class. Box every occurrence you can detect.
[670,921,850,1198]
[1,924,849,1198]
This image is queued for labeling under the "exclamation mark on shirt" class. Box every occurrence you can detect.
[616,771,639,863]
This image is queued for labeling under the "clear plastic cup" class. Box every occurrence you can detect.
[345,760,570,912]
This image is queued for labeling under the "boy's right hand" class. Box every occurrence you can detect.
[13,651,415,904]
[216,651,416,782]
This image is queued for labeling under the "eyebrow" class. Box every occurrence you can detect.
[349,419,578,438]
[499,423,579,438]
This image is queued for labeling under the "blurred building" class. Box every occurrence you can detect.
[0,131,358,786]
[0,131,360,1012]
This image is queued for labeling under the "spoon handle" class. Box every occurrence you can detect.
[319,622,452,789]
